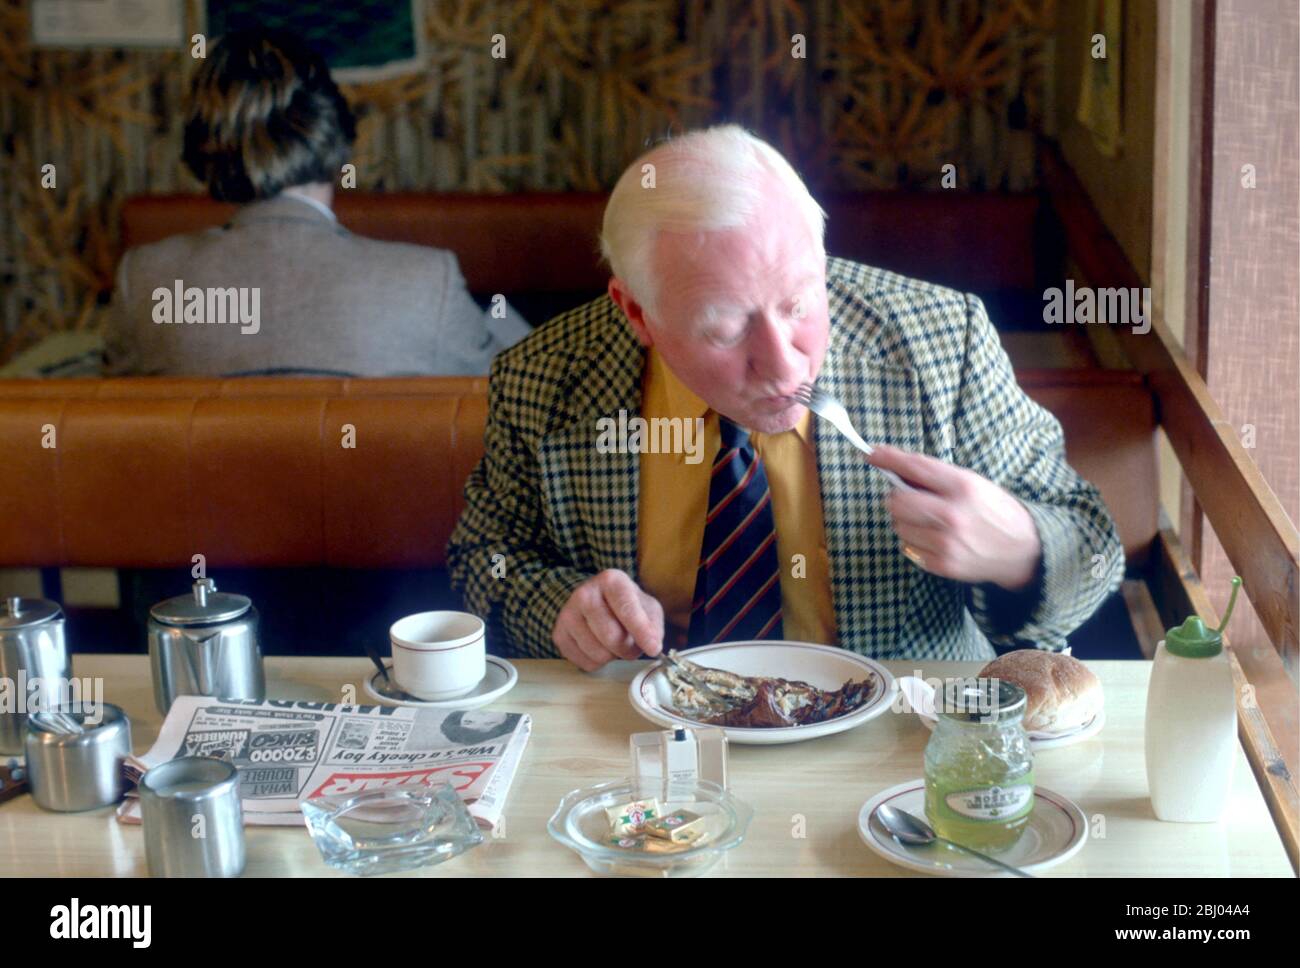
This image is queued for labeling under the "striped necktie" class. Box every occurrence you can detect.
[688,416,784,645]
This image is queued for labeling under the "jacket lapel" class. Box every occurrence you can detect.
[816,273,926,652]
[537,301,643,575]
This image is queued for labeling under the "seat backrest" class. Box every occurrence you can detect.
[0,378,485,570]
[1021,369,1157,566]
[120,192,1039,302]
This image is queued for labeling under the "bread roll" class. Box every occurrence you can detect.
[978,650,1102,733]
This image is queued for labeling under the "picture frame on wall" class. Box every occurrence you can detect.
[1076,0,1125,157]
[31,0,186,49]
[202,0,426,82]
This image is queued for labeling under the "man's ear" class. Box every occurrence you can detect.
[608,277,653,347]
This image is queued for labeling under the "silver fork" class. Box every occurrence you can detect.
[790,383,915,491]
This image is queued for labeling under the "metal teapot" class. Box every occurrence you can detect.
[0,596,71,754]
[148,578,264,714]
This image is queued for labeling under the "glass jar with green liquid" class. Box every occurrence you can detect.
[924,678,1034,852]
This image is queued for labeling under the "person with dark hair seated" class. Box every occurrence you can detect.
[106,29,528,377]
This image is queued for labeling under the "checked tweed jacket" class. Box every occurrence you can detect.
[448,258,1124,661]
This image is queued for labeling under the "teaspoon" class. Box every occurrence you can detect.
[877,803,1035,877]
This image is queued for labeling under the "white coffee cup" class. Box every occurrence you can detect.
[390,611,486,700]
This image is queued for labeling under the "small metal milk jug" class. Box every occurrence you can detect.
[148,577,263,714]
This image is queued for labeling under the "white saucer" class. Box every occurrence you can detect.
[858,779,1088,876]
[363,656,518,710]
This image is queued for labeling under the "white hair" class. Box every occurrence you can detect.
[599,124,826,321]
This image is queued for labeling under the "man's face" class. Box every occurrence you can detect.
[639,179,829,435]
[459,711,508,733]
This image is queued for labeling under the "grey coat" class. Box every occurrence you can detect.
[106,194,529,376]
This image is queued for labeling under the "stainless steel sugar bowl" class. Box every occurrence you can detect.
[25,704,132,811]
[148,578,264,715]
[0,596,71,755]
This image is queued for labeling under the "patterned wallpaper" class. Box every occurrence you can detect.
[0,0,1057,359]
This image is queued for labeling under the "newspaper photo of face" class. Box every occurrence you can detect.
[439,711,519,746]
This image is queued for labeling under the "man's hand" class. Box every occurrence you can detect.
[553,569,665,671]
[866,445,1042,590]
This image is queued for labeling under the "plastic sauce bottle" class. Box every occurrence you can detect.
[1144,577,1242,822]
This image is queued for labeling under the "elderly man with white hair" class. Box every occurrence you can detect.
[448,125,1123,669]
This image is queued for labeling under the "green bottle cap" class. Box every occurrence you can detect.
[1165,577,1242,658]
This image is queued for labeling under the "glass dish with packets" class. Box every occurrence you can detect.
[547,777,752,877]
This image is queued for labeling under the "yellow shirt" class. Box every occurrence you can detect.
[636,349,838,648]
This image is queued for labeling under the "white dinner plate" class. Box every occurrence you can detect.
[363,656,518,710]
[857,779,1088,876]
[628,640,896,746]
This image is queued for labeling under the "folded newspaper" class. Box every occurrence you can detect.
[116,696,530,832]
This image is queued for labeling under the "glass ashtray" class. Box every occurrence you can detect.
[300,785,484,876]
[547,777,752,878]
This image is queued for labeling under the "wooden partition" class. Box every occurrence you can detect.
[1040,140,1300,870]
